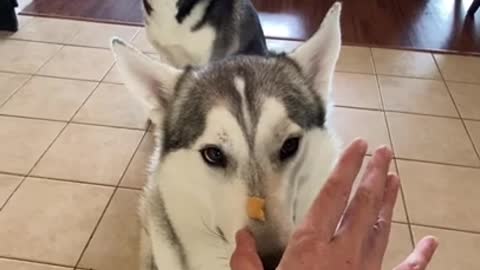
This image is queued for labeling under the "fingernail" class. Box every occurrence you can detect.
[375,145,393,161]
[426,235,439,248]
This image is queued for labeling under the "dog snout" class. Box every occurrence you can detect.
[259,249,284,270]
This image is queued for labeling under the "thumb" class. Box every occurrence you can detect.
[230,228,264,270]
[393,236,439,270]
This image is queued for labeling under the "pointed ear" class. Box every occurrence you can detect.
[110,37,182,124]
[289,2,342,101]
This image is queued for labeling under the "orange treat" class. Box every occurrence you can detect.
[247,197,266,222]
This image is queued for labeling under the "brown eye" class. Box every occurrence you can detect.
[279,137,301,161]
[201,146,227,168]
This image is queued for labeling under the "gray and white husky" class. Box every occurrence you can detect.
[142,0,268,67]
[110,2,342,270]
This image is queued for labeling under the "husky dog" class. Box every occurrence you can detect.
[111,2,342,270]
[142,0,268,67]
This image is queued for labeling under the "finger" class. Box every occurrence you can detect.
[393,236,439,270]
[299,138,368,239]
[337,145,393,244]
[364,174,401,269]
[230,229,264,270]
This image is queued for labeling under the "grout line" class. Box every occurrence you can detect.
[0,69,106,210]
[0,171,26,177]
[0,113,68,123]
[432,56,480,163]
[0,255,73,269]
[25,174,142,191]
[0,113,149,132]
[2,36,114,51]
[410,223,480,236]
[73,129,148,269]
[394,157,480,169]
[67,57,116,123]
[73,188,117,268]
[0,75,33,109]
[0,70,104,83]
[70,120,148,131]
[28,175,116,188]
[369,47,416,248]
[334,104,473,120]
[0,121,69,210]
[0,175,26,210]
[33,44,65,74]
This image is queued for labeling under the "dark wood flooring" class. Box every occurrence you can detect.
[20,0,480,55]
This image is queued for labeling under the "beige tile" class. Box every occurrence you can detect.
[0,116,64,174]
[131,29,156,53]
[67,22,139,48]
[73,83,149,129]
[266,39,302,53]
[0,258,72,270]
[17,15,34,28]
[0,40,61,73]
[32,124,143,185]
[103,63,123,84]
[399,160,480,231]
[0,76,97,121]
[0,174,22,207]
[435,54,480,83]
[9,17,82,43]
[327,107,391,154]
[465,120,480,155]
[372,48,440,79]
[0,178,113,265]
[336,46,374,74]
[351,157,406,222]
[37,46,114,81]
[387,113,479,166]
[332,72,382,109]
[413,226,480,270]
[448,82,480,120]
[382,223,412,270]
[79,189,141,270]
[0,72,30,105]
[121,132,155,189]
[379,76,457,116]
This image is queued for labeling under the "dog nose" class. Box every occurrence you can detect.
[259,250,284,270]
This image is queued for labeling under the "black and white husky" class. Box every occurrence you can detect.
[110,2,342,270]
[142,0,268,67]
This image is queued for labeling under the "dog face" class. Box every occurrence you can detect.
[111,3,342,269]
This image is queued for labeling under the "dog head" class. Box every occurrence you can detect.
[111,3,342,269]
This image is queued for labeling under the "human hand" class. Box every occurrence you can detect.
[231,139,438,270]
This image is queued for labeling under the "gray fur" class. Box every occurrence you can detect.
[161,55,326,156]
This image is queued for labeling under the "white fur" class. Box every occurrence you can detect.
[234,76,253,134]
[145,0,216,67]
[290,2,342,102]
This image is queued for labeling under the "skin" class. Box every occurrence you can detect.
[230,139,439,270]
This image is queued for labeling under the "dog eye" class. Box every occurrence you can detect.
[279,137,301,161]
[201,146,227,168]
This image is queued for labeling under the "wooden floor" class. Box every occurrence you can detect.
[20,0,480,54]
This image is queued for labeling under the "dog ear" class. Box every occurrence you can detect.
[289,2,342,102]
[110,38,182,124]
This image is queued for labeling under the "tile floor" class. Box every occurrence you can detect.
[0,16,480,270]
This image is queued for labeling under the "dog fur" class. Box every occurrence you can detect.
[110,2,343,270]
[142,0,268,67]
